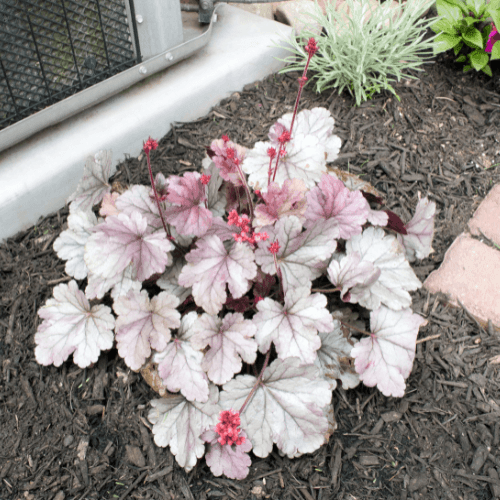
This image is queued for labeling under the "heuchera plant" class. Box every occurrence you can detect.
[35,38,436,480]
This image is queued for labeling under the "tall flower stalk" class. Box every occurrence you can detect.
[271,38,318,184]
[143,138,171,240]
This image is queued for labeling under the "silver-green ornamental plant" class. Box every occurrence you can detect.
[276,0,440,105]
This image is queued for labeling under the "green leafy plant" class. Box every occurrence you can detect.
[431,0,500,75]
[275,0,439,106]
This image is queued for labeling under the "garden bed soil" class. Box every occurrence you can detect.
[2,48,500,500]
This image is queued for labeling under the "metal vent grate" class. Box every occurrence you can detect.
[0,0,138,131]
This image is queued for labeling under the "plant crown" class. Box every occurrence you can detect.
[35,38,436,480]
[275,0,439,106]
[431,0,500,75]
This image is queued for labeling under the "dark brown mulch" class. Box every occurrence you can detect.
[2,41,500,500]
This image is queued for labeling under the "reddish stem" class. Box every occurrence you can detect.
[267,155,274,185]
[145,151,171,239]
[271,46,315,184]
[235,162,254,221]
[239,350,271,415]
[289,52,313,137]
[146,151,185,255]
[271,148,282,183]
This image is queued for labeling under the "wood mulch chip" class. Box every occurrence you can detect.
[2,37,500,500]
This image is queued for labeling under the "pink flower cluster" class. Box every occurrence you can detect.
[143,137,158,154]
[305,37,318,56]
[215,410,245,446]
[228,210,268,246]
[268,240,280,255]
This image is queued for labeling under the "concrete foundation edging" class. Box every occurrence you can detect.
[0,4,292,241]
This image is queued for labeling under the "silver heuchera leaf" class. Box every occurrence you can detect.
[148,385,219,471]
[344,226,421,310]
[154,312,209,403]
[190,312,258,385]
[220,357,332,458]
[35,280,115,368]
[351,307,427,397]
[67,150,116,212]
[255,216,339,294]
[252,287,333,364]
[53,209,98,280]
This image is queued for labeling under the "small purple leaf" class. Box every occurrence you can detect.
[383,210,408,235]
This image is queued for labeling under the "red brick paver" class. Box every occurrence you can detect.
[424,182,500,329]
[468,184,500,248]
[424,234,500,329]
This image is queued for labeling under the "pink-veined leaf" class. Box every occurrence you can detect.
[85,263,141,300]
[113,290,181,371]
[178,235,257,315]
[203,216,239,242]
[156,259,192,303]
[367,208,389,226]
[207,138,246,186]
[84,211,173,282]
[220,357,332,458]
[253,179,307,228]
[115,184,162,229]
[314,318,360,391]
[351,307,427,397]
[397,197,436,262]
[253,287,333,363]
[255,216,339,293]
[154,312,209,402]
[304,173,370,239]
[35,280,114,368]
[190,313,258,385]
[100,192,120,217]
[53,209,98,279]
[163,172,213,237]
[345,227,421,310]
[326,170,388,226]
[148,385,219,471]
[276,108,342,163]
[202,429,252,479]
[67,150,116,211]
[242,134,326,192]
[327,252,381,302]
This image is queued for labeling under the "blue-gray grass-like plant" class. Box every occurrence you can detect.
[276,0,440,106]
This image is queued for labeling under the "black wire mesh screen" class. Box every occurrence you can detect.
[0,0,138,131]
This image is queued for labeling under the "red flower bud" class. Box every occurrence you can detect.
[143,137,158,154]
[268,240,280,255]
[305,37,318,56]
[278,131,291,144]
